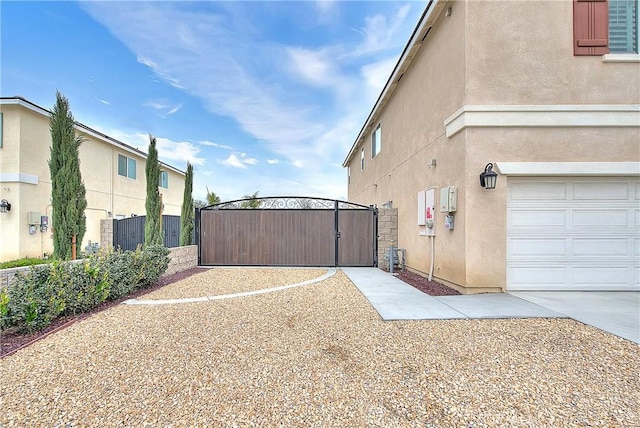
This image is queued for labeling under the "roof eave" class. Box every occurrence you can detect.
[0,96,186,176]
[342,0,446,168]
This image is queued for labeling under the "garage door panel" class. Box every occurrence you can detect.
[509,210,566,228]
[509,238,566,256]
[572,238,629,256]
[573,182,630,200]
[572,210,629,228]
[509,266,567,288]
[507,177,640,291]
[573,267,631,286]
[510,182,566,200]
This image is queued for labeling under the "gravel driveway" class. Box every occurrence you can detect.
[1,269,638,427]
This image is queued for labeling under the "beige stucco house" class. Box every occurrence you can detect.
[344,0,640,293]
[0,96,186,262]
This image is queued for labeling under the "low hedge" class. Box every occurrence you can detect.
[0,245,169,333]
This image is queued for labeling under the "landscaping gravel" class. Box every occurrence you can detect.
[141,268,327,300]
[1,269,638,427]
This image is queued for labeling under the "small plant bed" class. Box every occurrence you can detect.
[393,269,461,296]
[0,257,54,269]
[0,266,205,357]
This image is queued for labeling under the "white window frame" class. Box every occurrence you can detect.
[117,154,137,179]
[360,147,365,171]
[371,124,381,158]
[159,171,169,188]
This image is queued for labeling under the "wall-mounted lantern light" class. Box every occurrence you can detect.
[0,199,11,213]
[479,163,498,190]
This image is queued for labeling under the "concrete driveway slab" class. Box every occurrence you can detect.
[436,294,567,319]
[343,268,639,344]
[510,292,640,344]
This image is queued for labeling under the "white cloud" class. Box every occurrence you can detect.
[94,97,110,105]
[95,128,206,168]
[350,4,411,57]
[137,55,157,68]
[222,153,247,169]
[286,47,335,87]
[144,99,183,117]
[80,1,420,200]
[361,56,398,99]
[200,140,233,150]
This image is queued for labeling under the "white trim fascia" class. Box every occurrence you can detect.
[602,53,640,63]
[0,172,39,184]
[495,162,640,176]
[444,105,640,137]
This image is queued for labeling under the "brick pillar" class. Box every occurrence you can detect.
[377,208,398,271]
[100,219,113,249]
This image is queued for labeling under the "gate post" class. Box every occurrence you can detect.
[334,200,339,267]
[195,208,201,266]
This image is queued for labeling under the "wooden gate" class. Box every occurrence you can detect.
[196,197,377,267]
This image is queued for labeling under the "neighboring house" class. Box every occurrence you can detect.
[0,96,186,262]
[344,0,640,293]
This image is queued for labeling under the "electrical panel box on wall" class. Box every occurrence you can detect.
[440,186,457,213]
[417,190,426,225]
[27,211,42,225]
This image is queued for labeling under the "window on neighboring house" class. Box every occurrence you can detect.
[117,154,136,179]
[574,0,638,55]
[361,147,365,170]
[159,171,169,188]
[371,124,381,158]
[348,166,351,184]
[610,0,638,53]
[0,112,3,148]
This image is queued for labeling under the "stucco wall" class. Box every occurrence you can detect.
[0,100,186,262]
[465,0,640,105]
[345,0,639,293]
[347,2,470,288]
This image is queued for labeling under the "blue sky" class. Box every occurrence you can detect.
[1,1,424,202]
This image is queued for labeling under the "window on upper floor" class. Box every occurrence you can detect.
[574,0,639,55]
[117,154,137,179]
[610,0,638,53]
[159,171,169,188]
[371,124,381,158]
[361,147,365,171]
[348,166,351,184]
[0,112,3,148]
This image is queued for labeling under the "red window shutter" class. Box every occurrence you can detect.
[573,0,610,55]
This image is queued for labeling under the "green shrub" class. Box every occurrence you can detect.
[52,258,110,316]
[0,288,10,330]
[6,264,65,333]
[0,257,53,269]
[138,245,170,288]
[2,245,170,333]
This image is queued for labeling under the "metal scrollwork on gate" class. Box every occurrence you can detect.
[206,196,373,210]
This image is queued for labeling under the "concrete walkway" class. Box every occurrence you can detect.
[342,267,640,344]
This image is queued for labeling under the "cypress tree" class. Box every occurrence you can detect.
[144,135,163,246]
[49,91,87,260]
[180,162,194,246]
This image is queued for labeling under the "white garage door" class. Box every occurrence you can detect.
[507,177,640,291]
